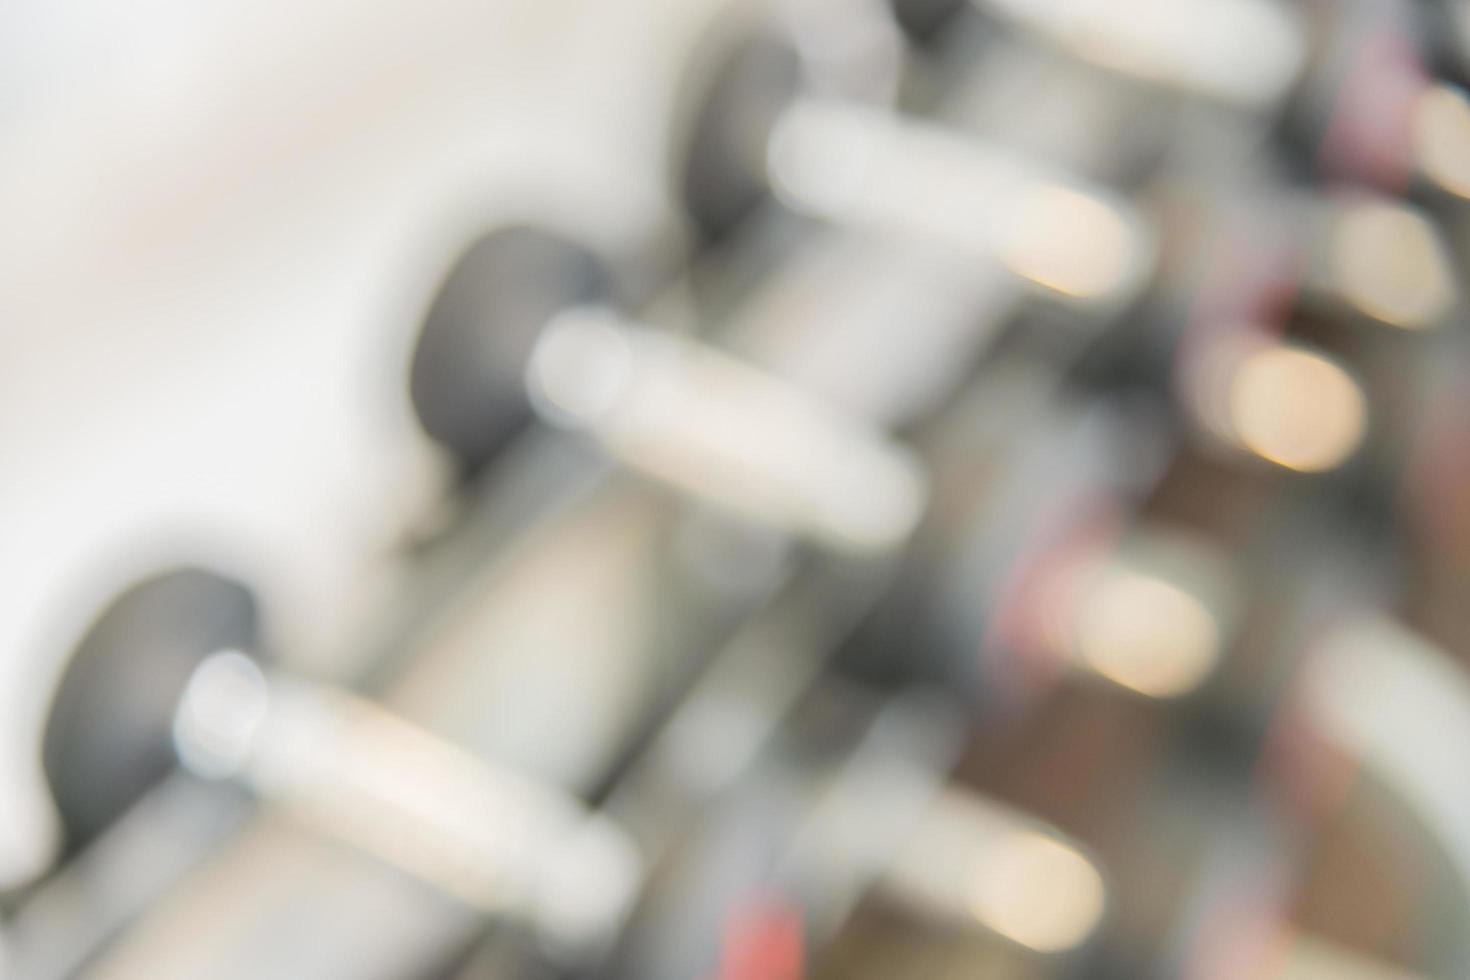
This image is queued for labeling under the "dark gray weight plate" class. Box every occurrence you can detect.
[408,225,614,478]
[42,568,261,853]
[890,0,967,45]
[677,32,803,244]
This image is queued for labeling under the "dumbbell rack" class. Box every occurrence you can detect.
[7,0,1470,978]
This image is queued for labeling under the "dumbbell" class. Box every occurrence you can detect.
[30,528,876,976]
[23,566,642,979]
[1179,328,1373,477]
[676,13,1154,312]
[985,401,1408,722]
[41,568,263,855]
[882,324,1399,720]
[1189,200,1454,481]
[964,0,1310,114]
[406,223,924,555]
[852,360,1198,706]
[407,224,617,481]
[1073,175,1455,487]
[675,0,906,248]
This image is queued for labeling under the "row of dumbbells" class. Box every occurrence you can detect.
[7,0,1470,977]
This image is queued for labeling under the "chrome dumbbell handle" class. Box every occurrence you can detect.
[766,97,1153,307]
[173,651,641,954]
[526,307,927,555]
[973,0,1307,110]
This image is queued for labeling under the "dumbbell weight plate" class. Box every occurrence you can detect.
[408,225,614,477]
[42,569,261,853]
[677,30,804,244]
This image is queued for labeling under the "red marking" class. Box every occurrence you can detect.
[715,893,806,980]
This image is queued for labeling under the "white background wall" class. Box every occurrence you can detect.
[0,0,736,886]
